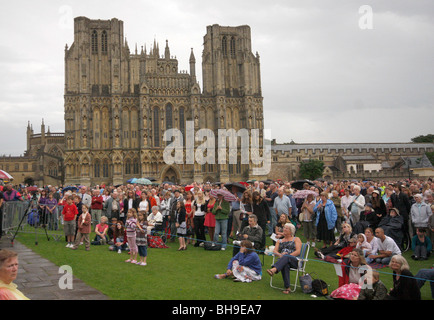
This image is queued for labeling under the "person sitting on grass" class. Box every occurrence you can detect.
[92,216,109,245]
[357,270,388,300]
[214,240,262,283]
[411,227,432,260]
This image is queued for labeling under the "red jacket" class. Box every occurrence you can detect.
[62,203,78,221]
[91,195,103,210]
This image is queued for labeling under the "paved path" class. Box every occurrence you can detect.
[0,236,109,300]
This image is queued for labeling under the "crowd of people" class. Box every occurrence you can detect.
[0,177,433,300]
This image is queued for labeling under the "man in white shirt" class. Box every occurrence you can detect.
[369,227,401,264]
[79,186,92,208]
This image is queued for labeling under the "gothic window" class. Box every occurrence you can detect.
[94,160,100,178]
[179,107,185,136]
[133,159,139,175]
[222,36,227,57]
[91,30,98,54]
[102,161,109,178]
[125,160,131,175]
[101,31,108,53]
[230,37,236,58]
[165,104,173,130]
[153,107,160,147]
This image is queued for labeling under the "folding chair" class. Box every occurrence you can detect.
[269,242,310,292]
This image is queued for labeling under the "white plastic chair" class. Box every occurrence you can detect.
[269,242,310,292]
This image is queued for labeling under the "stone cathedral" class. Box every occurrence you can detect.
[63,17,265,186]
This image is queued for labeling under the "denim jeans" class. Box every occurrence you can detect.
[214,219,228,248]
[272,254,299,289]
[415,269,434,299]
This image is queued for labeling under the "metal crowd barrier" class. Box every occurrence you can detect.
[1,200,65,241]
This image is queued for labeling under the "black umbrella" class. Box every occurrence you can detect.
[224,182,247,192]
[291,180,315,191]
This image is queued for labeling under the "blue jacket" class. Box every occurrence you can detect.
[314,199,338,230]
[227,251,262,275]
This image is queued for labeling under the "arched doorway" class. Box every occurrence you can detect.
[161,165,180,184]
[24,177,34,186]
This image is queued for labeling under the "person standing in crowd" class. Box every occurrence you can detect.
[61,196,78,248]
[273,187,292,222]
[410,193,432,233]
[330,190,344,233]
[136,211,148,266]
[204,192,217,242]
[45,192,58,230]
[301,193,316,247]
[124,208,140,264]
[71,205,91,251]
[2,184,22,202]
[341,188,352,224]
[265,183,278,236]
[79,186,92,208]
[229,185,243,240]
[168,190,183,242]
[349,185,365,226]
[103,191,120,221]
[91,189,103,228]
[391,184,411,236]
[314,192,338,248]
[212,193,230,251]
[193,190,207,247]
[251,191,271,252]
[175,200,187,251]
[0,250,29,300]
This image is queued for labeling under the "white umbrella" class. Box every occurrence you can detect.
[0,170,13,180]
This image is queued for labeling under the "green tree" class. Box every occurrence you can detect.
[426,152,434,166]
[298,159,324,180]
[411,134,434,143]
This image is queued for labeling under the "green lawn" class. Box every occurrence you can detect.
[12,226,433,300]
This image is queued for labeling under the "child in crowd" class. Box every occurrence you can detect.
[136,211,148,266]
[61,196,78,248]
[356,233,372,258]
[125,208,139,263]
[111,221,127,253]
[71,205,91,251]
[357,270,388,300]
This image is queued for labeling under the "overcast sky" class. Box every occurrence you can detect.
[1,0,433,156]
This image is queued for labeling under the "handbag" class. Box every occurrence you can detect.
[312,275,329,296]
[299,273,313,294]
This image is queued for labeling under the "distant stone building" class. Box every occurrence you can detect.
[63,17,265,186]
[0,120,64,186]
[269,142,434,181]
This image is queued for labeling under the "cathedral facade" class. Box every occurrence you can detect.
[63,17,265,186]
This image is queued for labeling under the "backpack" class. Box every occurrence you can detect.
[312,278,329,296]
[204,242,222,251]
[27,209,39,226]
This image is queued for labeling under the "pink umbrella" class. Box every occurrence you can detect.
[293,190,318,199]
[0,170,13,180]
[209,188,237,202]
